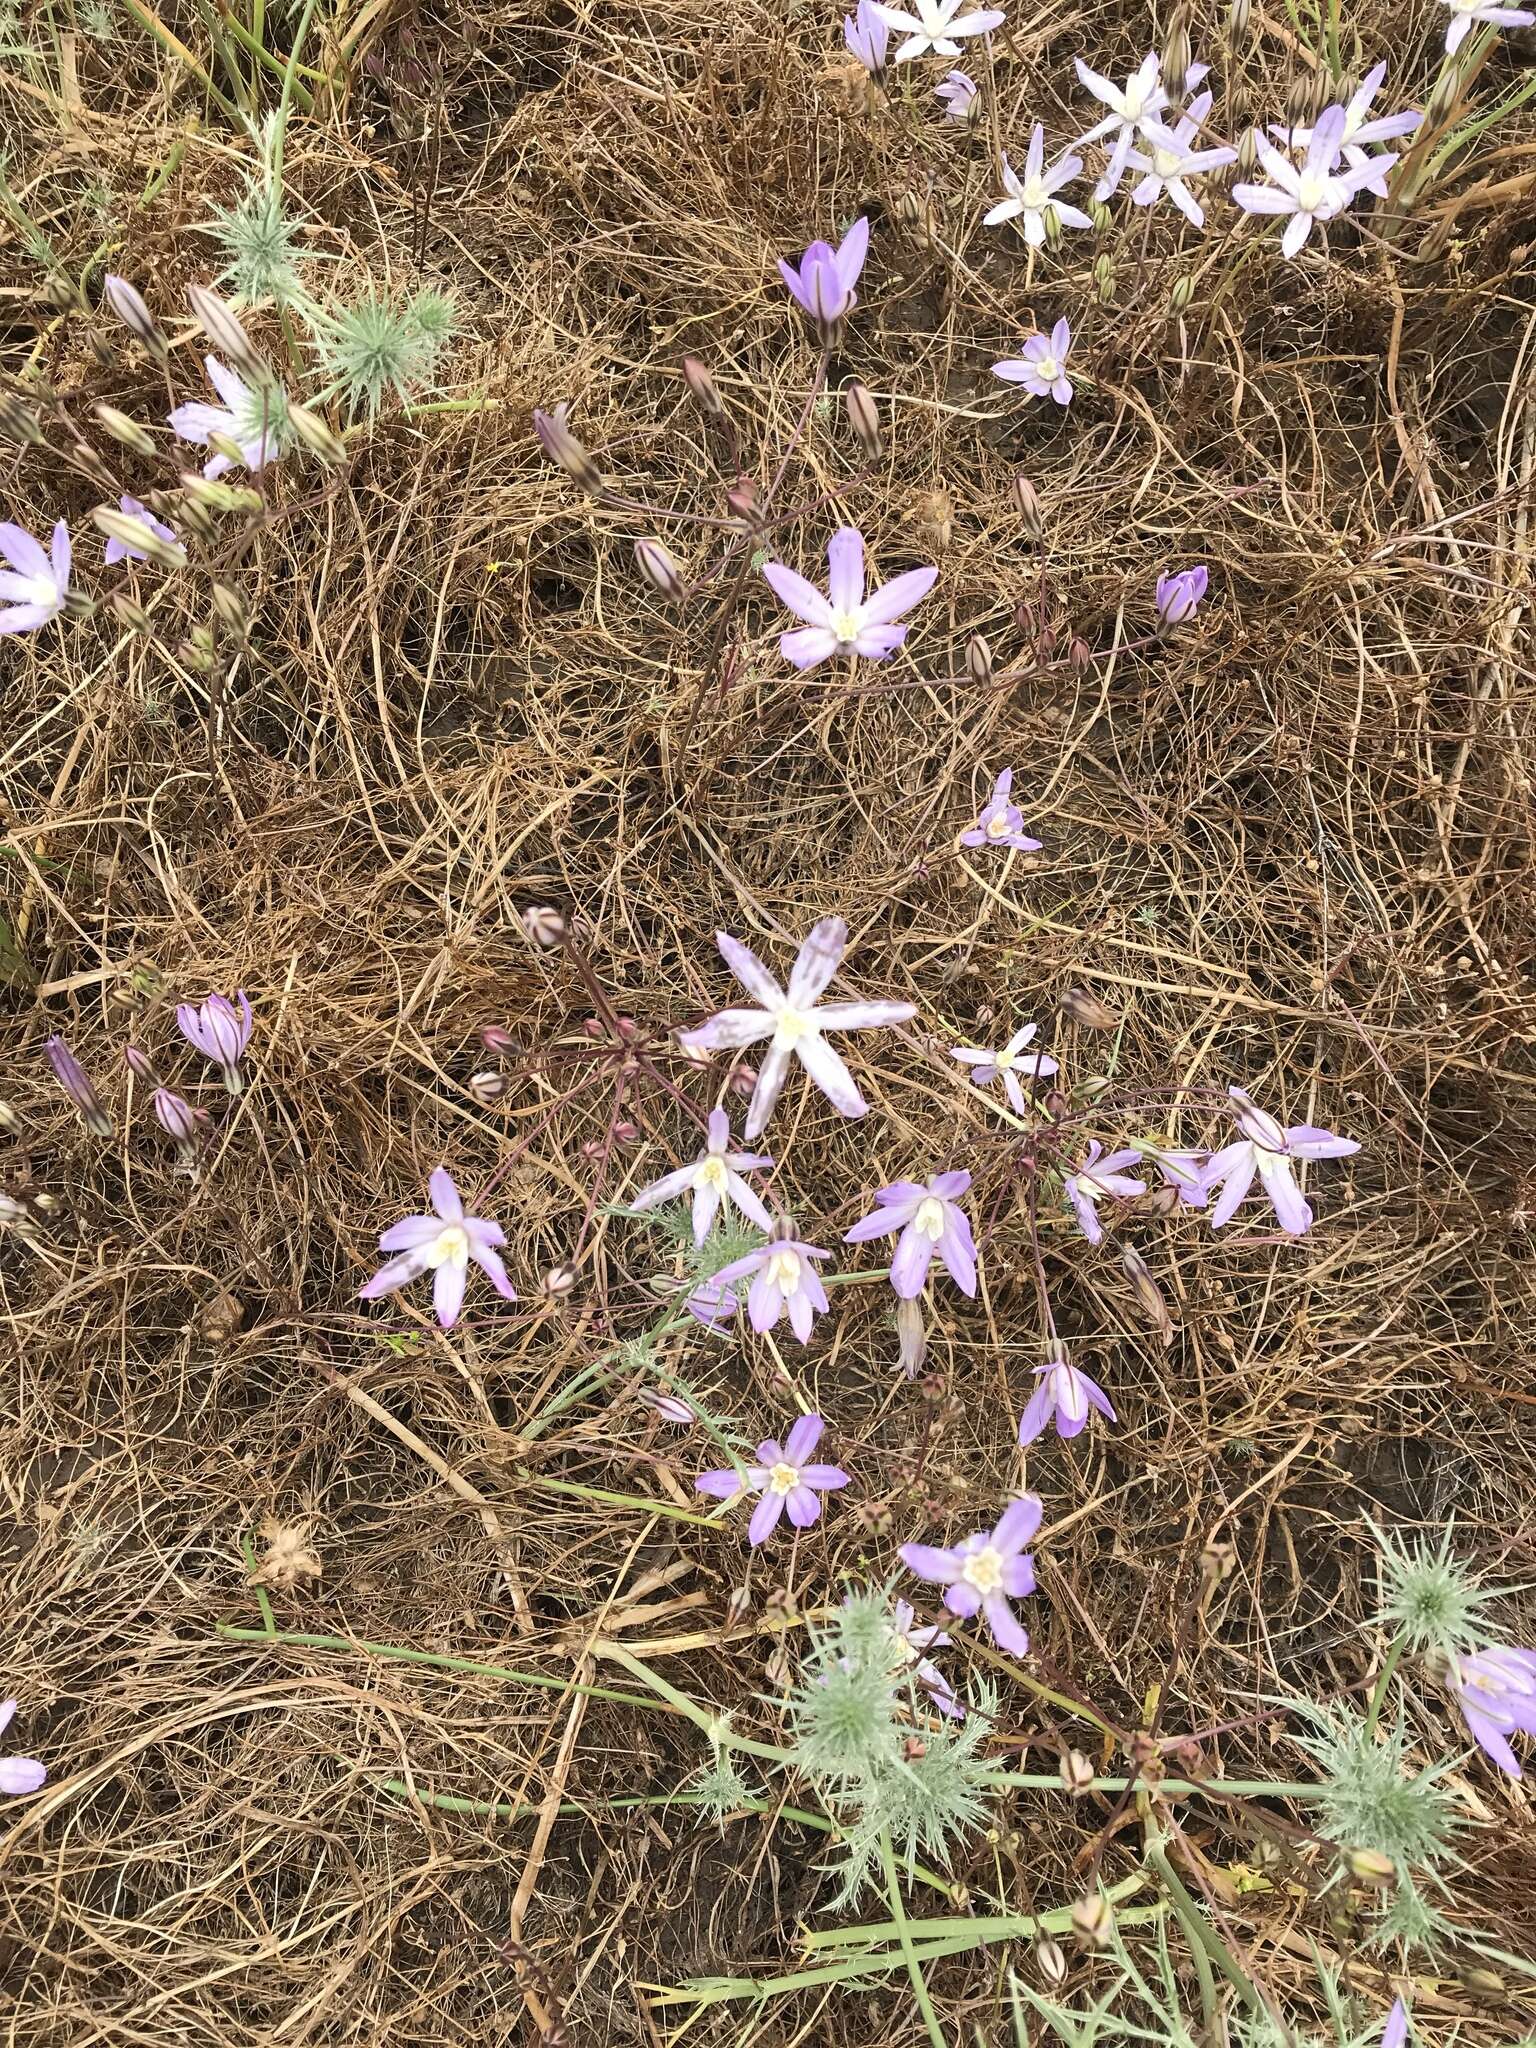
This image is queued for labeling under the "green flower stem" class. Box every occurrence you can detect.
[1365,1636,1406,1739]
[596,1642,795,1765]
[989,1771,1324,1800]
[879,1828,949,2048]
[1145,1839,1267,2021]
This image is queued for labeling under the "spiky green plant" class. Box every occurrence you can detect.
[306,285,458,418]
[1374,1522,1506,1660]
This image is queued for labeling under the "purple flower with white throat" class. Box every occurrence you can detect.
[779,219,870,347]
[762,525,937,671]
[1124,95,1237,226]
[678,917,916,1138]
[984,126,1092,245]
[711,1226,831,1343]
[1202,1085,1360,1235]
[0,520,71,636]
[176,990,253,1093]
[993,318,1075,405]
[845,1169,977,1297]
[1452,1646,1536,1777]
[1064,1142,1147,1244]
[951,1022,1058,1113]
[629,1108,774,1244]
[845,0,889,74]
[960,768,1043,852]
[1272,65,1421,198]
[936,69,978,121]
[1232,108,1379,257]
[169,356,288,477]
[1155,565,1207,629]
[874,0,1004,63]
[900,1494,1040,1656]
[696,1411,850,1544]
[880,1596,962,1717]
[1442,0,1533,49]
[0,1700,46,1797]
[360,1167,516,1330]
[1074,51,1209,197]
[103,495,178,567]
[1017,1348,1116,1444]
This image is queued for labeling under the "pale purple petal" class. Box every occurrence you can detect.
[796,1033,868,1119]
[433,1260,467,1329]
[696,1467,746,1499]
[826,526,865,615]
[378,1214,444,1252]
[787,916,848,1007]
[785,1484,822,1527]
[429,1167,463,1222]
[858,563,938,628]
[889,1224,935,1298]
[716,929,787,1008]
[469,1242,517,1299]
[994,1494,1042,1555]
[784,1412,825,1463]
[748,1490,786,1545]
[984,1593,1030,1655]
[763,559,836,629]
[900,1541,960,1581]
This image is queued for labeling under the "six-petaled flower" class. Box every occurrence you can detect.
[1123,95,1237,226]
[696,1411,850,1544]
[360,1167,517,1329]
[994,318,1076,405]
[873,0,1004,64]
[762,525,938,671]
[900,1494,1041,1655]
[845,1169,977,1297]
[1064,1142,1147,1244]
[951,1022,1058,1113]
[1155,564,1208,628]
[1017,1350,1117,1444]
[779,219,871,346]
[984,125,1093,245]
[1073,51,1209,197]
[1232,107,1380,257]
[176,991,254,1094]
[711,1228,832,1342]
[1452,1645,1536,1778]
[935,69,978,121]
[629,1107,774,1243]
[1272,64,1420,198]
[1202,1085,1360,1235]
[0,520,71,636]
[960,769,1043,851]
[170,355,290,476]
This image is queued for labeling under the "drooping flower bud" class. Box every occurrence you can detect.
[1121,1244,1175,1346]
[69,440,116,492]
[153,1086,205,1163]
[1013,474,1043,544]
[480,1024,519,1055]
[843,379,882,459]
[681,355,726,420]
[1060,1748,1096,1795]
[211,583,250,641]
[724,475,764,529]
[1069,634,1093,674]
[93,505,188,571]
[543,1262,578,1298]
[634,537,687,602]
[895,1294,927,1377]
[123,1046,159,1084]
[520,904,568,948]
[93,404,157,457]
[1160,3,1192,99]
[1237,126,1260,178]
[0,392,44,446]
[966,633,993,687]
[468,1069,508,1106]
[640,1388,695,1425]
[1070,1891,1114,1949]
[110,593,153,636]
[1059,987,1118,1030]
[187,284,273,390]
[1227,0,1252,38]
[287,401,348,466]
[1035,1938,1069,1988]
[45,1035,113,1138]
[532,403,604,493]
[102,273,167,360]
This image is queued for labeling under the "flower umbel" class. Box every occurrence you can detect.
[176,991,254,1094]
[696,1412,850,1544]
[900,1494,1041,1655]
[359,1167,517,1330]
[762,525,938,671]
[628,1107,774,1244]
[678,917,916,1138]
[845,1169,977,1298]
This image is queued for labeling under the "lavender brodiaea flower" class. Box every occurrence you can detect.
[1381,2001,1410,2048]
[176,990,254,1094]
[935,69,978,121]
[678,917,915,1138]
[778,218,870,347]
[951,1021,1058,1113]
[1139,1140,1210,1207]
[1271,64,1421,199]
[695,1411,850,1544]
[0,1701,46,1798]
[1202,1085,1360,1235]
[879,1596,962,1718]
[984,125,1091,245]
[993,318,1074,406]
[103,495,178,567]
[1124,95,1237,226]
[1017,1349,1117,1444]
[1442,0,1533,49]
[844,0,889,75]
[1155,565,1208,629]
[1064,1142,1146,1245]
[629,1107,773,1244]
[684,1274,740,1328]
[762,525,937,671]
[360,1167,516,1330]
[0,520,71,636]
[1231,107,1379,257]
[845,1169,976,1298]
[169,355,288,477]
[960,768,1043,852]
[873,0,1004,63]
[44,1035,112,1138]
[153,1087,207,1166]
[711,1228,831,1343]
[900,1494,1040,1655]
[1453,1646,1536,1777]
[1073,51,1208,197]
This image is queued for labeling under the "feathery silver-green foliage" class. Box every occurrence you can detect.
[210,178,309,310]
[307,286,458,418]
[1374,1522,1504,1658]
[689,1753,752,1820]
[788,1590,991,1904]
[1296,1703,1458,1896]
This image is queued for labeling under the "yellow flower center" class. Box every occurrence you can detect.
[1297,169,1327,212]
[829,607,863,645]
[994,1046,1017,1071]
[428,1225,469,1269]
[768,1460,800,1495]
[985,811,1012,838]
[774,1006,813,1049]
[1034,352,1061,381]
[696,1154,728,1191]
[914,1196,947,1242]
[767,1248,802,1291]
[1021,175,1049,210]
[961,1545,1004,1594]
[1151,146,1180,179]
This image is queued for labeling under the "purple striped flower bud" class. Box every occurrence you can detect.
[1154,566,1209,630]
[175,990,253,1093]
[102,274,167,360]
[124,1045,159,1084]
[45,1035,113,1138]
[153,1087,206,1165]
[635,537,686,601]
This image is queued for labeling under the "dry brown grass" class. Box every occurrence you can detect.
[2,0,1536,2038]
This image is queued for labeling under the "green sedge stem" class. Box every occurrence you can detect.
[1365,1636,1406,1739]
[1146,1840,1268,2021]
[880,1828,949,2048]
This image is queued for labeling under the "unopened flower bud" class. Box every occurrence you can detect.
[69,440,116,492]
[1035,1937,1069,1988]
[1041,204,1063,252]
[725,475,763,528]
[123,1046,159,1085]
[613,1118,639,1143]
[543,1262,578,1298]
[681,355,726,420]
[287,401,349,466]
[1042,1087,1068,1120]
[110,593,153,636]
[180,470,243,511]
[966,633,993,686]
[635,536,686,601]
[0,1099,21,1134]
[1013,474,1043,544]
[93,506,188,571]
[533,402,604,493]
[724,1584,752,1626]
[1070,1892,1114,1949]
[1160,3,1192,99]
[152,1086,204,1160]
[102,273,167,359]
[1093,251,1116,304]
[641,1388,695,1424]
[1069,634,1093,673]
[1059,987,1118,1030]
[895,1294,927,1377]
[0,392,44,446]
[1122,1244,1175,1346]
[1090,199,1114,235]
[468,1069,508,1105]
[211,586,249,644]
[46,273,85,313]
[1227,0,1252,39]
[187,283,273,390]
[178,632,219,674]
[93,404,157,457]
[62,591,97,622]
[1343,1846,1396,1888]
[1460,1966,1505,1997]
[1237,126,1260,178]
[844,379,882,459]
[1426,61,1462,129]
[521,904,568,948]
[174,496,219,545]
[1169,275,1195,316]
[480,1024,519,1055]
[1144,1181,1182,1217]
[728,1061,757,1097]
[45,1034,113,1138]
[1061,1748,1096,1795]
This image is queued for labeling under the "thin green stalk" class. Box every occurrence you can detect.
[880,1828,948,2048]
[1364,1636,1406,1739]
[119,0,242,118]
[523,1472,717,1524]
[1146,1841,1267,2022]
[596,1641,795,1765]
[237,1530,277,1636]
[216,13,319,103]
[989,1771,1324,1801]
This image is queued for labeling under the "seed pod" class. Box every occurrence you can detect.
[532,402,604,493]
[1161,3,1192,99]
[1122,1244,1175,1346]
[45,273,84,313]
[543,1262,578,1298]
[634,537,686,601]
[93,506,188,571]
[110,593,153,635]
[69,440,116,491]
[966,633,993,686]
[287,401,348,466]
[62,591,98,621]
[1169,276,1195,315]
[175,496,219,545]
[1035,1938,1068,1988]
[1013,474,1043,544]
[102,273,168,360]
[1071,1892,1114,1949]
[1093,252,1116,304]
[1061,1748,1096,1795]
[1059,987,1118,1030]
[187,283,273,389]
[1227,0,1252,40]
[1284,71,1320,134]
[0,392,44,446]
[521,904,568,948]
[844,379,882,459]
[468,1069,508,1106]
[211,583,249,640]
[1343,1846,1396,1888]
[681,355,726,420]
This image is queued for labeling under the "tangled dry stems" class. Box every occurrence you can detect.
[2,0,1536,2038]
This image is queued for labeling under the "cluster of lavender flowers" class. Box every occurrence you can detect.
[42,991,254,1169]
